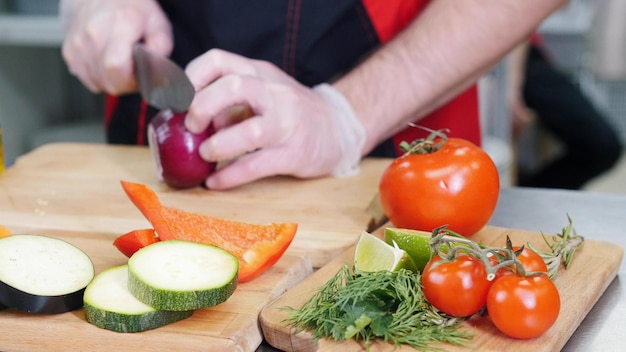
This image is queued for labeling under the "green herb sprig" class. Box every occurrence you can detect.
[528,213,585,279]
[282,265,473,351]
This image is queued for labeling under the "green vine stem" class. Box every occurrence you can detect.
[399,125,450,155]
[428,226,526,281]
[427,216,585,281]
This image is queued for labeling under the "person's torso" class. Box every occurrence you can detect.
[108,0,481,156]
[157,0,428,85]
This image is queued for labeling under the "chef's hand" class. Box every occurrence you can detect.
[184,49,366,190]
[60,0,172,94]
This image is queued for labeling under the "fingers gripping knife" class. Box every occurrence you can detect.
[132,43,195,112]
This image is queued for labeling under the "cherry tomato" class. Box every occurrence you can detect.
[514,246,548,273]
[487,273,560,339]
[422,254,492,317]
[488,254,512,278]
[379,137,499,237]
[489,246,548,277]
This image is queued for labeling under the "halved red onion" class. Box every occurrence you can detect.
[148,110,216,189]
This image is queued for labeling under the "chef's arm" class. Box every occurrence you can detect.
[334,0,569,154]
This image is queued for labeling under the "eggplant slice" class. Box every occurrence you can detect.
[0,234,94,314]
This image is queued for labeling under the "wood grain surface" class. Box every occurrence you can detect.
[0,143,392,267]
[0,143,395,351]
[0,224,312,351]
[259,226,624,352]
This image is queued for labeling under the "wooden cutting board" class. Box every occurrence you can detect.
[0,219,313,352]
[0,143,394,351]
[259,226,624,352]
[0,143,392,268]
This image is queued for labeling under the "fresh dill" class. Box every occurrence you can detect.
[281,264,474,351]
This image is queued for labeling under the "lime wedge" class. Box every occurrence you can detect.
[354,231,417,273]
[384,228,433,272]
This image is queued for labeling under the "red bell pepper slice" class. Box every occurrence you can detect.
[119,181,298,282]
[113,228,159,258]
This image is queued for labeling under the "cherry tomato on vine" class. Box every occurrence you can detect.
[488,254,512,278]
[489,246,548,277]
[422,254,492,317]
[379,136,499,237]
[514,246,548,273]
[487,273,560,339]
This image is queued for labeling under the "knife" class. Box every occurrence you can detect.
[133,43,195,112]
[366,193,389,232]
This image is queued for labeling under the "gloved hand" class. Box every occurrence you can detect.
[60,0,172,94]
[184,49,367,190]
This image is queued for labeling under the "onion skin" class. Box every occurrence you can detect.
[148,110,216,189]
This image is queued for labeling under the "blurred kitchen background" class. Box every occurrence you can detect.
[0,0,105,163]
[0,0,624,192]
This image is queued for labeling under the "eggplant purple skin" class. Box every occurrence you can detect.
[0,280,86,314]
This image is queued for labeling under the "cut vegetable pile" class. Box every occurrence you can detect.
[128,240,238,311]
[0,234,94,314]
[81,180,298,333]
[117,181,298,282]
[85,240,238,333]
[84,265,193,333]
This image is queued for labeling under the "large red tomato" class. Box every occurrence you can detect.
[379,137,499,236]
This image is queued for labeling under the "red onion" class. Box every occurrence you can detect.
[148,110,216,189]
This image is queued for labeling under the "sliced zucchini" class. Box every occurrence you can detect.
[0,234,94,314]
[128,240,238,311]
[84,265,193,333]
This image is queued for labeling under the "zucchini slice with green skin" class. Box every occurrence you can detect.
[0,234,94,314]
[128,240,238,311]
[84,265,193,333]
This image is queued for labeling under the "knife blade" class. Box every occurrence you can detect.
[133,44,195,112]
[366,192,389,232]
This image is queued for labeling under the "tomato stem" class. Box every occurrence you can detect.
[399,126,449,155]
[428,216,584,283]
[428,227,531,280]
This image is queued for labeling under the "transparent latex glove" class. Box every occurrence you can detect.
[60,0,172,94]
[184,49,366,190]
